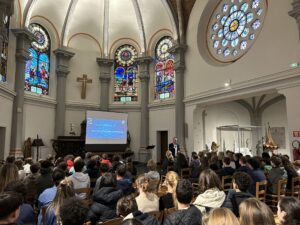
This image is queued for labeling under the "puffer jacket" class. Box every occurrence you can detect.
[87,187,123,225]
[125,210,160,225]
[163,205,202,225]
[193,188,226,214]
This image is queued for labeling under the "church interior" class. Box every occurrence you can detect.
[0,0,300,163]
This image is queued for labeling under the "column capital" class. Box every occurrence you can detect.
[136,56,153,79]
[289,0,300,19]
[56,65,70,78]
[97,58,114,67]
[169,43,187,54]
[12,29,35,61]
[53,47,75,59]
[99,73,111,82]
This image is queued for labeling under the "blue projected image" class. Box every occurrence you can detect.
[86,118,127,140]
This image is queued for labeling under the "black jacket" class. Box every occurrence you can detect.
[163,205,202,225]
[131,211,160,225]
[87,187,123,224]
[223,189,253,216]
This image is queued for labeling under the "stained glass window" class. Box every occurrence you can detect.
[207,0,267,63]
[114,44,138,102]
[0,16,10,83]
[24,24,50,95]
[154,36,175,100]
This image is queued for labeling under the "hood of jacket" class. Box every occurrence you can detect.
[164,205,202,225]
[194,188,226,213]
[71,172,89,183]
[93,187,123,205]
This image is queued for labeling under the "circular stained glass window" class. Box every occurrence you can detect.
[115,45,137,67]
[207,0,267,63]
[156,36,174,61]
[29,24,50,52]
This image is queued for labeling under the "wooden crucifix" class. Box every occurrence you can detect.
[77,74,92,99]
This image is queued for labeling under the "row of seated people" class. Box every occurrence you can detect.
[0,175,300,225]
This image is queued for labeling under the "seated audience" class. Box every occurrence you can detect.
[37,169,65,225]
[15,160,26,181]
[126,157,137,177]
[176,151,189,174]
[281,156,298,191]
[237,157,250,173]
[59,197,89,225]
[293,160,300,176]
[84,152,93,166]
[223,172,253,216]
[161,150,174,174]
[36,160,54,197]
[87,172,123,224]
[55,162,71,177]
[122,218,143,225]
[145,159,160,181]
[94,163,110,193]
[159,171,179,210]
[101,153,112,167]
[163,179,202,225]
[23,158,33,175]
[194,169,226,214]
[190,152,201,182]
[0,191,23,225]
[116,164,134,195]
[277,197,300,225]
[202,208,240,225]
[117,195,159,225]
[234,153,242,170]
[0,163,19,192]
[45,179,75,225]
[111,154,124,172]
[84,157,100,180]
[4,181,35,225]
[24,162,40,205]
[218,157,235,177]
[239,198,276,225]
[247,158,266,195]
[68,157,90,199]
[267,156,287,194]
[135,175,159,213]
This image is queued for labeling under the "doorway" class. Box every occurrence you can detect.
[157,131,168,164]
[0,127,6,160]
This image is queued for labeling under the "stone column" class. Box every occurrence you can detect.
[53,48,75,137]
[96,58,114,111]
[289,0,300,40]
[278,85,300,160]
[170,44,187,148]
[136,57,152,149]
[10,29,34,157]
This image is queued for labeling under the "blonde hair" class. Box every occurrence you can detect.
[203,208,240,225]
[135,175,150,192]
[165,171,179,208]
[48,179,75,219]
[166,150,174,161]
[239,198,275,225]
[147,159,157,171]
[0,163,19,192]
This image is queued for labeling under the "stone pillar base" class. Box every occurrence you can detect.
[9,148,23,158]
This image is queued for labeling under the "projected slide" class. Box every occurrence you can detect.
[86,111,128,144]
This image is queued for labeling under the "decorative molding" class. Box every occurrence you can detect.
[132,0,146,54]
[184,68,300,106]
[109,104,141,112]
[66,100,100,111]
[0,83,16,100]
[149,99,175,110]
[61,0,77,46]
[24,93,56,108]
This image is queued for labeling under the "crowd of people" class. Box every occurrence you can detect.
[0,149,299,225]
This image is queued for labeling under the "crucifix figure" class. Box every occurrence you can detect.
[77,74,92,99]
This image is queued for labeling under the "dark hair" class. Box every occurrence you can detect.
[176,179,193,204]
[57,162,68,171]
[74,158,85,172]
[14,160,24,170]
[279,197,300,225]
[5,156,15,164]
[117,195,138,217]
[30,163,40,174]
[270,156,282,168]
[4,181,27,200]
[116,164,127,177]
[87,158,97,170]
[0,191,22,220]
[52,169,65,186]
[247,158,260,170]
[100,172,116,187]
[59,197,88,225]
[112,154,121,163]
[262,152,270,159]
[199,169,222,193]
[54,157,64,167]
[25,158,33,165]
[100,163,109,173]
[239,156,247,165]
[102,153,108,160]
[122,219,143,225]
[40,160,53,169]
[233,172,251,192]
[223,157,231,165]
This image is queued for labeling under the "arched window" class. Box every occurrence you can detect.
[24,24,51,95]
[0,16,10,83]
[154,36,175,100]
[114,44,138,102]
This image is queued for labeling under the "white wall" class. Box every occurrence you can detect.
[185,0,300,97]
[23,103,55,159]
[149,107,175,162]
[0,94,13,158]
[261,98,289,156]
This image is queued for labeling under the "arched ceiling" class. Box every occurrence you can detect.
[19,0,178,56]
